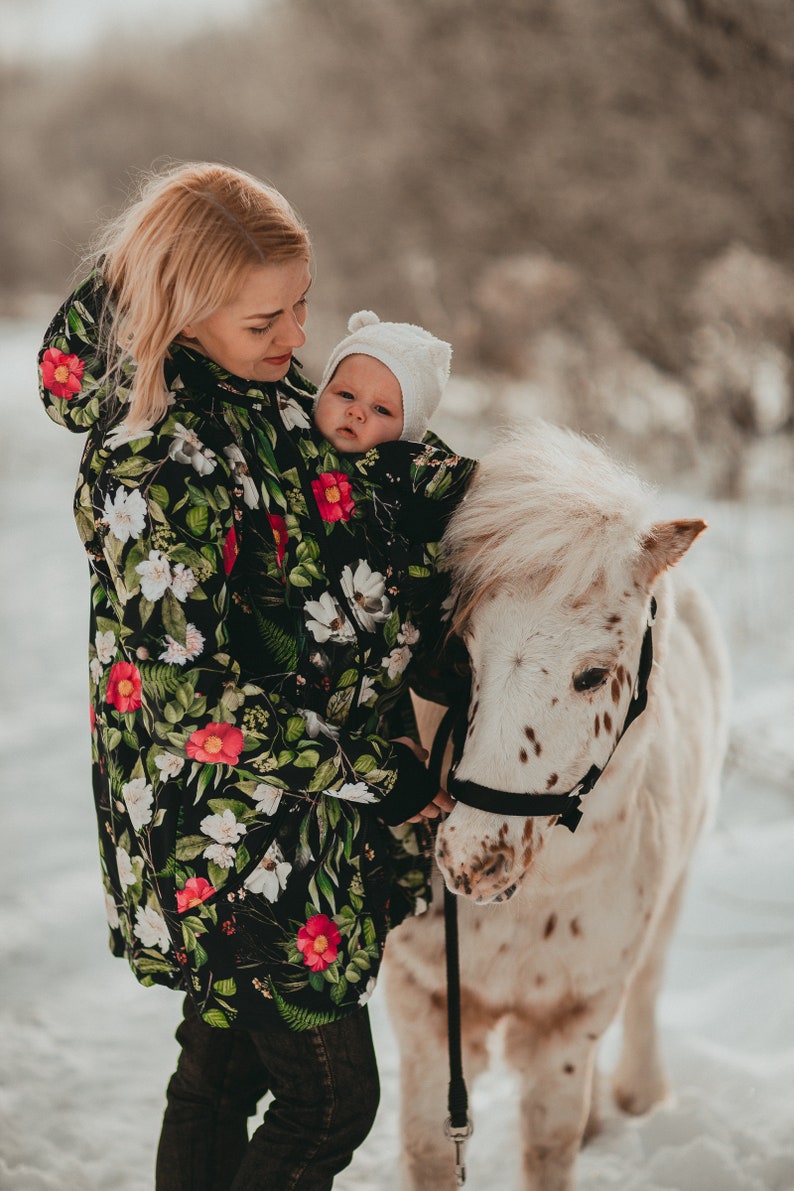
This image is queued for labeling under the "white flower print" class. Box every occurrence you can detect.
[154,752,186,779]
[357,675,378,707]
[105,892,120,930]
[398,621,420,646]
[324,781,378,805]
[304,591,356,645]
[382,644,412,680]
[115,846,137,888]
[253,784,283,815]
[159,623,205,666]
[223,444,260,509]
[200,808,248,845]
[122,776,154,832]
[358,977,377,1006]
[277,392,311,431]
[202,842,236,869]
[340,560,391,631]
[170,563,198,602]
[103,486,147,543]
[169,423,217,475]
[90,657,104,685]
[185,624,205,655]
[298,709,341,741]
[95,629,116,665]
[441,592,456,623]
[134,904,171,953]
[135,550,172,601]
[243,841,292,901]
[104,423,154,450]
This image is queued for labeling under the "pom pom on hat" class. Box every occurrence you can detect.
[347,310,381,332]
[317,310,452,441]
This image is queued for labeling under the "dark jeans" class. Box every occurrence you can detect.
[155,995,380,1190]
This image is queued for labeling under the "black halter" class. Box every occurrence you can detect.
[444,597,657,833]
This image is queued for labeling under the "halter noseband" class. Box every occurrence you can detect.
[444,598,657,833]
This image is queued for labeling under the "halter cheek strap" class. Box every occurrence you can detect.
[445,597,657,833]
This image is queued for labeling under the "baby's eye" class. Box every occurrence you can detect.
[339,390,354,401]
[375,405,394,417]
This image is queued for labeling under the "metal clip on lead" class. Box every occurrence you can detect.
[444,1116,473,1186]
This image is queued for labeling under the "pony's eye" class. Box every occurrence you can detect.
[573,668,610,693]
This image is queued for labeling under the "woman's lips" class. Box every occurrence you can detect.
[265,352,292,366]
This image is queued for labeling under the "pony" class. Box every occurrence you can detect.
[384,422,730,1191]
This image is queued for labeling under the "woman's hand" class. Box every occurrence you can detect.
[391,736,455,823]
[405,788,456,823]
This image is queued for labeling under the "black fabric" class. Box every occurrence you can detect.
[379,742,438,825]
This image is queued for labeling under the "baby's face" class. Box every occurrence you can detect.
[315,354,404,453]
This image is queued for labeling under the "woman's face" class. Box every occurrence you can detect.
[182,258,312,382]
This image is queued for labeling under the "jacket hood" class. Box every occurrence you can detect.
[38,272,123,435]
[39,273,316,436]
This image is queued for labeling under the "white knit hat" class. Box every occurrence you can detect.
[316,310,452,441]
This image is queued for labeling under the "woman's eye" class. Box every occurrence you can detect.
[573,668,610,693]
[250,322,274,336]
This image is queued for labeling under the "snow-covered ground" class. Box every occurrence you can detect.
[1,319,792,1190]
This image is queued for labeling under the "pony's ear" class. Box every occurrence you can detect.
[637,519,707,585]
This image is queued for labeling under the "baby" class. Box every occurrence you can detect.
[313,310,452,452]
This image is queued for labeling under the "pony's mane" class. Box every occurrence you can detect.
[444,421,656,628]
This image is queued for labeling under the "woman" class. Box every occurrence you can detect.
[38,162,475,1189]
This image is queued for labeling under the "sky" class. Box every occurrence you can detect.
[0,0,258,61]
[1,318,793,1189]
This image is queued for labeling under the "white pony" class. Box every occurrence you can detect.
[385,422,730,1191]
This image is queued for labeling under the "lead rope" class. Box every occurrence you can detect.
[428,704,473,1185]
[444,885,473,1184]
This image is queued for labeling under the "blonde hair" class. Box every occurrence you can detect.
[94,162,311,430]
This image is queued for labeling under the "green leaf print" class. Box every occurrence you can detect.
[329,977,349,1004]
[161,588,187,642]
[307,757,339,794]
[252,614,299,671]
[270,983,343,1031]
[175,835,207,861]
[201,1008,232,1028]
[212,978,237,998]
[149,484,170,510]
[186,504,210,536]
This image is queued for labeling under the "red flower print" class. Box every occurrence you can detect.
[267,513,288,567]
[89,704,96,733]
[186,721,245,765]
[175,877,216,913]
[223,526,239,575]
[312,472,355,523]
[40,348,85,399]
[106,661,142,712]
[296,913,342,972]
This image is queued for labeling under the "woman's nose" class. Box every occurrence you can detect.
[276,312,306,350]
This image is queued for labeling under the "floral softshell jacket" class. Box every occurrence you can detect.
[39,277,476,1032]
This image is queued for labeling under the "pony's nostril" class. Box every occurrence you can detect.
[483,854,508,880]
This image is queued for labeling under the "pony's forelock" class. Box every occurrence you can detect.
[444,422,656,626]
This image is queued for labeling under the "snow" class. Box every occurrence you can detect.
[0,0,259,62]
[2,319,793,1190]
